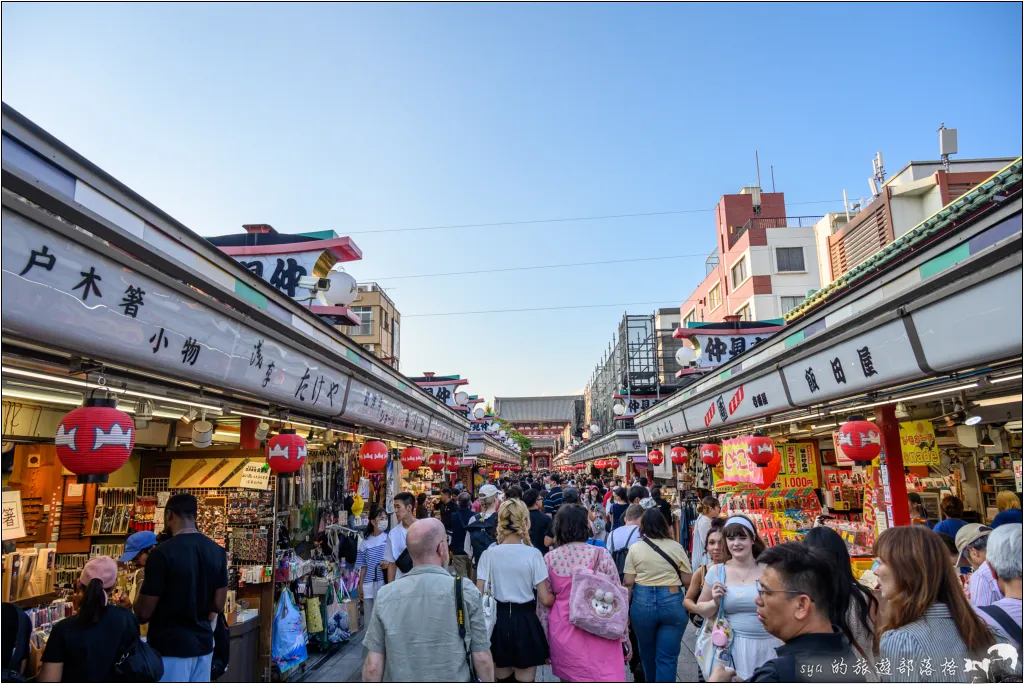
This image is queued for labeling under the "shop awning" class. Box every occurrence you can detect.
[465,433,520,465]
[570,430,645,464]
[636,173,1022,444]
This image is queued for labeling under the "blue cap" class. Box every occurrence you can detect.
[118,531,158,562]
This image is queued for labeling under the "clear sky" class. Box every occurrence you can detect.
[3,3,1021,402]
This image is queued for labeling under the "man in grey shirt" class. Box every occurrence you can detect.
[363,518,495,682]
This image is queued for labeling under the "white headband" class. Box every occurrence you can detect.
[725,516,756,534]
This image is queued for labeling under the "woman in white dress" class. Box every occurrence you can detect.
[693,515,782,680]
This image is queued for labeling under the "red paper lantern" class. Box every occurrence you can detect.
[838,418,882,463]
[671,446,689,466]
[268,429,308,474]
[648,449,664,466]
[700,444,722,467]
[400,446,424,470]
[606,458,620,470]
[55,397,135,484]
[755,449,782,490]
[747,435,775,468]
[427,452,446,472]
[359,440,389,472]
[447,455,462,470]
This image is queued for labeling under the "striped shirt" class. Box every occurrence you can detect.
[356,533,388,584]
[968,561,1004,609]
[880,602,989,682]
[544,486,563,515]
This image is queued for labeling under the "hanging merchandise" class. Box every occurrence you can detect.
[427,452,446,472]
[400,446,424,470]
[267,429,307,474]
[359,441,389,472]
[324,585,349,644]
[700,444,722,467]
[55,396,135,484]
[747,435,775,468]
[271,588,308,674]
[304,593,324,635]
[837,417,882,463]
[648,449,664,466]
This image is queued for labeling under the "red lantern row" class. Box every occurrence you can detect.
[672,446,689,465]
[648,449,664,466]
[700,444,721,467]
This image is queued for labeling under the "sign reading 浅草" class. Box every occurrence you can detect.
[898,420,940,467]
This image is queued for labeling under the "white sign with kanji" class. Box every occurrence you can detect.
[691,334,769,369]
[2,490,26,540]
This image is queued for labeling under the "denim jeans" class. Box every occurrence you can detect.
[629,584,689,682]
[159,652,213,683]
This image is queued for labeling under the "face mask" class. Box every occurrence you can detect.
[545,483,551,490]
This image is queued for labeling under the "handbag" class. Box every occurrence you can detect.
[324,585,348,643]
[689,564,709,629]
[694,565,733,679]
[112,633,164,682]
[568,547,629,641]
[480,550,497,638]
[303,595,324,634]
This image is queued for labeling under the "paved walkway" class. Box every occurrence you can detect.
[299,622,702,682]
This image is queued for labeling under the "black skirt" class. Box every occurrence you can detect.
[490,600,549,669]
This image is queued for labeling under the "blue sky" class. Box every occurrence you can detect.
[3,3,1021,401]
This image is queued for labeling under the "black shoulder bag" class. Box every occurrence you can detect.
[642,537,686,584]
[112,616,164,682]
[454,575,481,683]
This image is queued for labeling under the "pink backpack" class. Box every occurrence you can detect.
[568,547,629,640]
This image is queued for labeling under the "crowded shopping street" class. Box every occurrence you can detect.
[2,4,1023,683]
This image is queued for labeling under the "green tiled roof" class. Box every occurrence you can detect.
[785,157,1023,323]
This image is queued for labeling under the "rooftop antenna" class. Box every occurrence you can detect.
[872,152,886,186]
[755,150,762,188]
[842,189,852,222]
[938,122,958,172]
[770,165,776,193]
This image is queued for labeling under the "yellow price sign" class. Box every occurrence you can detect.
[898,420,940,467]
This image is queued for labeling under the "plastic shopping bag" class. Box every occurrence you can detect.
[271,589,308,674]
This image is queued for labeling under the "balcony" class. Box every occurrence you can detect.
[731,215,823,246]
[705,248,719,277]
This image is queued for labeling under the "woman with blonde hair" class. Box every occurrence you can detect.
[477,498,554,682]
[991,490,1022,528]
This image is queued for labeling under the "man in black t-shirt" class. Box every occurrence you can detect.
[135,493,228,683]
[524,489,553,554]
[438,488,459,534]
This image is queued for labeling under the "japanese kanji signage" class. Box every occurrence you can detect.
[691,333,769,368]
[1,490,26,540]
[637,410,686,444]
[426,416,463,448]
[781,320,920,405]
[234,252,322,300]
[682,372,788,431]
[342,378,433,441]
[239,462,272,490]
[718,440,819,490]
[898,421,940,467]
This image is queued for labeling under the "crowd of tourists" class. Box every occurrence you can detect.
[357,472,1022,683]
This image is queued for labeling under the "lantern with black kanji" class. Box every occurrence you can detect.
[268,429,307,475]
[700,444,722,467]
[648,449,664,466]
[359,440,389,472]
[447,454,462,471]
[747,435,775,468]
[606,458,620,470]
[837,416,882,463]
[671,446,689,466]
[55,397,135,484]
[427,452,446,472]
[400,446,424,470]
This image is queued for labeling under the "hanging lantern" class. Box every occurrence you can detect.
[400,446,424,470]
[755,449,783,490]
[55,397,135,484]
[671,446,689,466]
[427,452,446,472]
[447,454,462,470]
[606,458,620,470]
[837,416,882,463]
[648,449,664,466]
[700,444,722,467]
[359,440,389,472]
[747,435,775,468]
[268,429,308,474]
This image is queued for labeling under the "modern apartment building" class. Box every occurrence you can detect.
[345,282,401,370]
[680,187,823,325]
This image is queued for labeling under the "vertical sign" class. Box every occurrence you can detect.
[2,490,27,540]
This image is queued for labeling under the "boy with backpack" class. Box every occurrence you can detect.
[608,504,644,580]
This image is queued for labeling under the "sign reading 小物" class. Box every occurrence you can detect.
[239,462,271,491]
[898,420,940,467]
[2,490,27,540]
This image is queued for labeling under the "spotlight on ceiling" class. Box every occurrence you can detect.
[963,414,983,426]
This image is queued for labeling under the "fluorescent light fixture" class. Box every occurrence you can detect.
[121,389,221,412]
[972,394,1023,408]
[228,408,275,421]
[212,430,240,442]
[991,373,1023,384]
[2,389,83,406]
[284,418,316,430]
[828,382,979,415]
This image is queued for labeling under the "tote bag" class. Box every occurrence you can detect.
[568,547,629,640]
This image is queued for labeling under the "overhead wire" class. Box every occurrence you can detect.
[403,298,701,317]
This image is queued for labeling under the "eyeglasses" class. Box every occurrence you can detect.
[754,580,807,598]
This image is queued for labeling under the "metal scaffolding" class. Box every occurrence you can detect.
[584,313,659,435]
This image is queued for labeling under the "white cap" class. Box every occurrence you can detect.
[478,484,499,499]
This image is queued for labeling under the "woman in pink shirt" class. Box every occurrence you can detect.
[539,505,630,682]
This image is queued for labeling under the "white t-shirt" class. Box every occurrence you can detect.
[478,543,548,604]
[383,524,410,580]
[607,524,641,553]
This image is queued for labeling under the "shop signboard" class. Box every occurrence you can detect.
[1014,459,1022,493]
[1,490,26,540]
[239,462,271,490]
[682,372,789,431]
[426,417,463,448]
[717,440,819,491]
[637,410,686,444]
[781,319,920,406]
[2,211,355,419]
[898,420,940,467]
[342,378,434,438]
[232,251,325,300]
[170,458,266,488]
[689,333,771,369]
[775,442,821,489]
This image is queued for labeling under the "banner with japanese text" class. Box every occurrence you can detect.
[714,439,819,492]
[898,420,939,467]
[775,442,821,488]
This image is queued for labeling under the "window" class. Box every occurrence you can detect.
[731,257,748,287]
[780,296,805,315]
[683,308,697,327]
[708,284,722,311]
[736,304,752,321]
[348,306,372,336]
[776,247,805,272]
